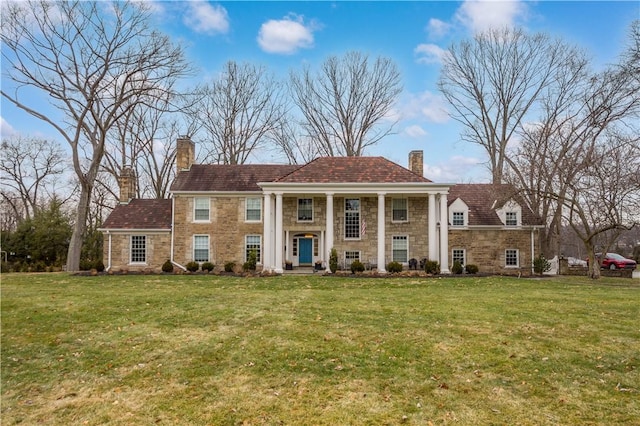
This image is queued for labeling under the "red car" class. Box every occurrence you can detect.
[593,253,637,270]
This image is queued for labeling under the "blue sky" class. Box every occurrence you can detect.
[1,1,638,183]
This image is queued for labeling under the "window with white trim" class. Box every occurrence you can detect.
[345,251,361,265]
[245,197,262,222]
[452,212,465,226]
[392,198,408,222]
[505,211,518,226]
[245,235,261,263]
[344,198,360,239]
[130,235,146,263]
[452,249,465,266]
[505,249,519,267]
[298,198,313,221]
[392,235,408,263]
[194,198,210,221]
[193,235,209,262]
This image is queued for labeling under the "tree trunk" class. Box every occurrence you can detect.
[65,184,91,272]
[585,243,601,279]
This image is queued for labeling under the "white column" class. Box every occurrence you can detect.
[263,193,272,271]
[428,193,436,261]
[325,193,334,272]
[285,230,290,264]
[274,193,284,273]
[439,193,450,274]
[377,193,386,273]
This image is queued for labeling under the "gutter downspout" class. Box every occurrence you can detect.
[106,231,112,272]
[531,228,535,275]
[170,196,187,271]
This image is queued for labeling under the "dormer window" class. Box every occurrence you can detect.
[505,211,518,226]
[448,198,469,227]
[452,212,465,226]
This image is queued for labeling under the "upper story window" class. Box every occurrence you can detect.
[392,198,408,222]
[194,197,210,221]
[344,198,360,239]
[298,198,313,221]
[505,211,518,226]
[245,197,262,222]
[452,211,465,226]
[130,235,146,264]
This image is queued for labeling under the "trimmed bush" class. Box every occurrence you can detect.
[94,259,105,272]
[224,262,235,273]
[350,260,365,273]
[465,264,479,274]
[243,250,257,272]
[329,248,338,273]
[162,260,174,273]
[79,259,93,271]
[387,261,403,273]
[201,262,215,272]
[424,260,440,274]
[451,260,463,274]
[186,261,199,272]
[533,254,551,275]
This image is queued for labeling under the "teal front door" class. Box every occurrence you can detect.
[299,238,313,265]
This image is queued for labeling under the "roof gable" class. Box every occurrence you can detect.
[102,199,172,230]
[275,156,432,184]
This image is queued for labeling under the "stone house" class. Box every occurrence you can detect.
[101,137,543,274]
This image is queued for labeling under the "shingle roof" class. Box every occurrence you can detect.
[102,199,172,230]
[448,184,542,226]
[170,164,300,192]
[275,157,432,183]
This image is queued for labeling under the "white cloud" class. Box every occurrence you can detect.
[184,1,229,35]
[401,91,450,124]
[424,155,486,182]
[455,0,528,34]
[427,18,452,39]
[404,125,428,138]
[0,116,17,139]
[414,43,449,65]
[257,15,315,55]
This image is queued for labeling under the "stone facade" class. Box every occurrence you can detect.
[104,232,171,272]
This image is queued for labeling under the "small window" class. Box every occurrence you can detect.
[392,198,408,222]
[452,249,465,265]
[505,249,519,267]
[246,235,261,263]
[130,235,146,263]
[505,211,518,226]
[345,251,361,265]
[345,198,360,239]
[246,198,262,222]
[193,235,209,262]
[392,235,408,263]
[194,198,210,221]
[298,198,313,221]
[452,212,465,226]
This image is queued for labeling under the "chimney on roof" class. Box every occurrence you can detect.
[176,136,195,172]
[409,150,424,177]
[118,166,136,204]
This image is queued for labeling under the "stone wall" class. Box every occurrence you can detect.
[104,232,171,272]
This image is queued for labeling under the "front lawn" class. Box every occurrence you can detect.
[1,273,638,425]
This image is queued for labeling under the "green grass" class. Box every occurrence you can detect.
[1,273,639,425]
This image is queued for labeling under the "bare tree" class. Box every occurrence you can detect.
[1,0,190,271]
[290,51,402,157]
[188,61,287,165]
[438,27,581,184]
[0,136,67,221]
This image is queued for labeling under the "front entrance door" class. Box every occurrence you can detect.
[299,238,313,265]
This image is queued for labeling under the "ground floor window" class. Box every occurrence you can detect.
[345,251,361,266]
[392,235,408,263]
[193,235,209,262]
[452,249,465,266]
[505,249,519,267]
[246,235,261,263]
[130,235,146,263]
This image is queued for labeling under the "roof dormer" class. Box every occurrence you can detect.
[449,198,469,227]
[495,199,522,226]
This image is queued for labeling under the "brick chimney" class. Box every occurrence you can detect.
[176,136,195,172]
[408,150,424,177]
[118,166,136,204]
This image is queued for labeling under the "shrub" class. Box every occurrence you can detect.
[387,261,403,273]
[201,262,215,272]
[350,260,365,273]
[79,259,93,271]
[329,248,338,273]
[243,250,257,272]
[94,259,105,272]
[424,260,440,274]
[465,264,479,274]
[186,261,199,272]
[162,259,174,273]
[34,261,46,272]
[224,262,236,273]
[451,260,463,274]
[533,254,551,275]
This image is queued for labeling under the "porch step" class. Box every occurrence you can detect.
[283,267,321,275]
